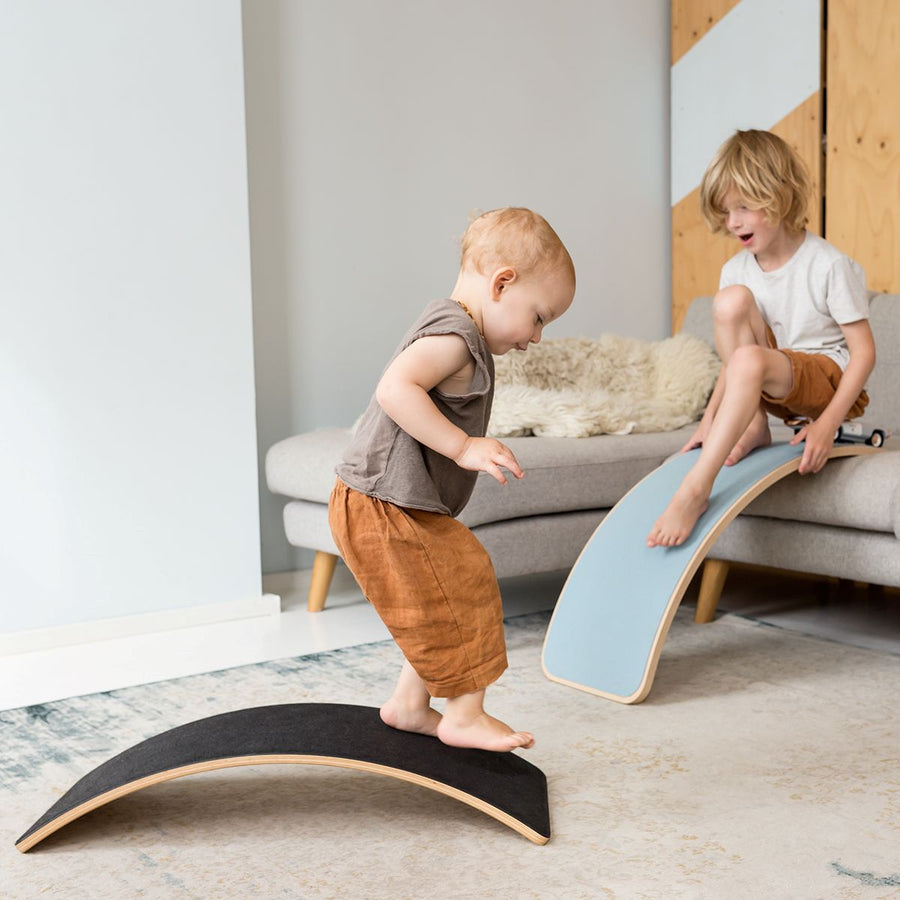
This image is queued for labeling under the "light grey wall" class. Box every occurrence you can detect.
[1,1,262,631]
[243,0,671,573]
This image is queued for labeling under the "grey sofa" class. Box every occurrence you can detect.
[266,294,900,617]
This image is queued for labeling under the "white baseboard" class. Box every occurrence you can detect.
[0,594,282,657]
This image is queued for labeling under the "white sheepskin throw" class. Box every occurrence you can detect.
[488,333,721,438]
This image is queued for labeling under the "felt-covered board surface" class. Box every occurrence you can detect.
[542,441,875,703]
[17,703,550,851]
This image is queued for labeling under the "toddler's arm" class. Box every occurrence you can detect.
[790,319,876,473]
[376,334,524,484]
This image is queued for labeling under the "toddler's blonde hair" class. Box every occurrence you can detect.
[700,130,811,235]
[460,207,575,284]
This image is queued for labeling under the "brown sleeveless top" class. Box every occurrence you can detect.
[336,298,494,516]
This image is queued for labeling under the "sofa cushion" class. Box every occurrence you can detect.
[281,499,610,576]
[266,426,693,527]
[460,429,689,528]
[266,425,900,539]
[710,518,900,587]
[266,428,352,504]
[742,436,900,537]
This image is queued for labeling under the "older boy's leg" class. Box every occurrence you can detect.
[712,285,775,465]
[713,284,770,357]
[647,287,793,547]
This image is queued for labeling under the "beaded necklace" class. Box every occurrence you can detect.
[454,299,484,339]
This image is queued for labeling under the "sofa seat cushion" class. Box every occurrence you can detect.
[460,429,689,527]
[265,426,900,539]
[742,438,900,538]
[266,428,354,504]
[266,426,693,529]
[281,500,610,573]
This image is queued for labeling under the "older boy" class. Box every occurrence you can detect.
[330,208,575,751]
[648,130,875,548]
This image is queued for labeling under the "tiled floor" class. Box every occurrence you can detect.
[1,564,897,711]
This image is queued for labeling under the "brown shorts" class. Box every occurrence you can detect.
[328,478,507,698]
[762,328,869,421]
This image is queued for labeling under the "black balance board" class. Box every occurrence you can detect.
[17,703,550,851]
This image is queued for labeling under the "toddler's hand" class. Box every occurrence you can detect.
[455,437,524,485]
[790,418,835,474]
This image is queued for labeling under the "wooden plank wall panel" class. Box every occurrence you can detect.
[775,90,823,236]
[671,0,740,63]
[671,0,822,332]
[671,187,736,334]
[672,93,822,332]
[826,0,900,293]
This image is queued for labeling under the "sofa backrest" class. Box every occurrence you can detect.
[681,294,900,432]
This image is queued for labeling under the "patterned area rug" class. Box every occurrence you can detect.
[2,610,898,899]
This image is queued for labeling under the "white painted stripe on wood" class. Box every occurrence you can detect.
[671,0,820,206]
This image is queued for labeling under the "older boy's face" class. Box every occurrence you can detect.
[722,189,781,256]
[484,267,574,355]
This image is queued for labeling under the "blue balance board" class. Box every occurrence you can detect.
[541,440,872,703]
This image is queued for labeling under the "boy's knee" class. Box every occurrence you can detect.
[728,343,767,381]
[713,284,755,323]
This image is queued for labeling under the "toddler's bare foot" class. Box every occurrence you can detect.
[381,660,442,737]
[647,480,709,548]
[725,413,772,466]
[380,698,442,738]
[437,710,534,752]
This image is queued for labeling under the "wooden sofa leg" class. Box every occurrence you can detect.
[695,559,729,623]
[308,551,338,612]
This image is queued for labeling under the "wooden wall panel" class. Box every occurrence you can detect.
[826,0,900,293]
[775,91,823,235]
[671,187,736,334]
[672,93,823,332]
[671,0,740,63]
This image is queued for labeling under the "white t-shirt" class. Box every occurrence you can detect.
[719,232,868,370]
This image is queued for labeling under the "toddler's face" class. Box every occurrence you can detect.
[484,266,574,355]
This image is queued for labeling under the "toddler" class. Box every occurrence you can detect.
[329,208,576,750]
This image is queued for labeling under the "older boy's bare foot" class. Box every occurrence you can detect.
[437,710,534,752]
[380,698,442,738]
[647,480,709,548]
[724,414,772,466]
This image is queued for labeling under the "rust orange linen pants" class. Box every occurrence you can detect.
[762,327,869,421]
[328,478,508,698]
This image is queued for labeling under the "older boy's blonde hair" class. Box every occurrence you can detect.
[460,207,575,284]
[699,130,811,235]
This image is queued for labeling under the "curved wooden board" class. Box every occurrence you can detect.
[16,703,550,851]
[542,442,875,704]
